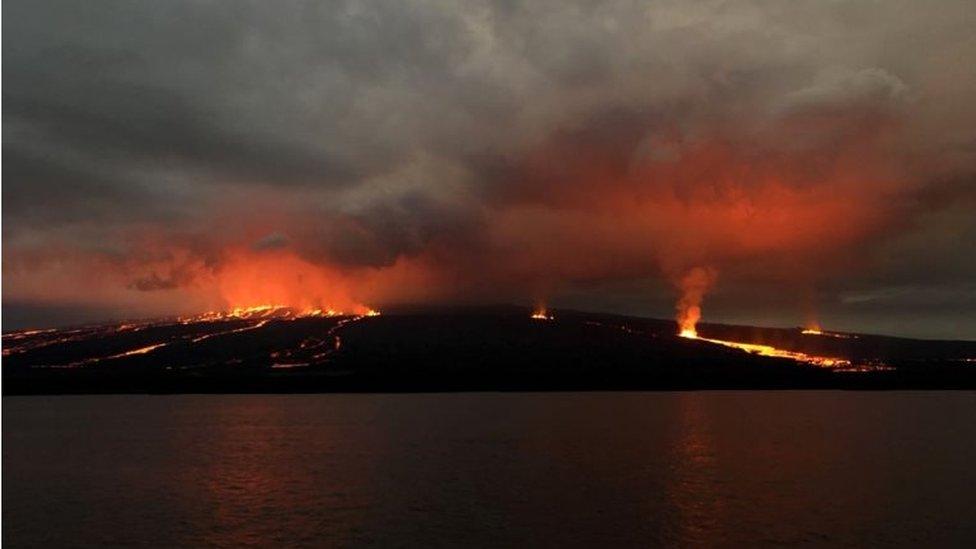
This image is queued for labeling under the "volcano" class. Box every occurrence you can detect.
[3,306,975,394]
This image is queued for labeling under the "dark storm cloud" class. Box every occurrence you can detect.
[293,189,487,268]
[3,42,357,187]
[3,0,976,335]
[2,148,150,228]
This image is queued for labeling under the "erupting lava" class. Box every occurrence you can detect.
[673,275,853,368]
[678,324,851,368]
[678,316,855,368]
[674,267,717,338]
[802,327,856,339]
[184,304,380,323]
[531,306,553,321]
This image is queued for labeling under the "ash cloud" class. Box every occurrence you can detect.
[3,0,976,337]
[251,233,290,252]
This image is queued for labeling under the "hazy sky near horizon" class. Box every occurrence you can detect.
[4,0,975,338]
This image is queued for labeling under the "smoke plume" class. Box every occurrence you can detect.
[3,1,976,337]
[675,267,718,338]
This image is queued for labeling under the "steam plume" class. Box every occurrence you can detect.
[675,267,718,338]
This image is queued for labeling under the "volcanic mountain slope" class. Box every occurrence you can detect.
[3,306,975,394]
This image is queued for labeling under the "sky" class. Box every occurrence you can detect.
[3,0,975,339]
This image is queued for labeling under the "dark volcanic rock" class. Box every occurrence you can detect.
[3,307,974,394]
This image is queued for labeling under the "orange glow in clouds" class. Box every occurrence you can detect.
[1,130,909,329]
[211,248,376,316]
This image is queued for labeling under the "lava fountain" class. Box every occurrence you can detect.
[675,267,718,338]
[671,268,857,368]
[531,306,553,321]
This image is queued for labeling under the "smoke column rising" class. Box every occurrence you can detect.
[675,267,718,338]
[3,1,976,337]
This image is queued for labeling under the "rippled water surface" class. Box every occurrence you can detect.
[4,392,976,547]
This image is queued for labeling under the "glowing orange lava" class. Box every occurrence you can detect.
[674,267,717,340]
[206,248,379,317]
[531,307,553,320]
[680,329,849,368]
[182,304,379,324]
[699,336,848,367]
[801,327,856,339]
[802,322,823,335]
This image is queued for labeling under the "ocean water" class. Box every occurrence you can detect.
[4,392,976,547]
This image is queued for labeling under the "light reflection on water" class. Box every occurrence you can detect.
[666,393,722,545]
[4,392,976,547]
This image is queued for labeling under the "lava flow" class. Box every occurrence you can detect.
[802,327,856,339]
[677,308,851,368]
[671,266,851,368]
[2,304,381,370]
[679,330,850,368]
[182,304,375,323]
